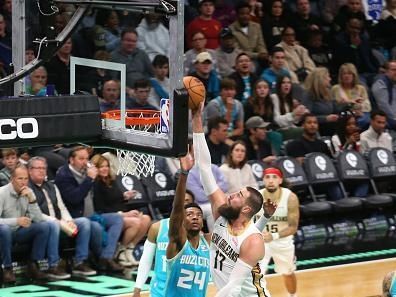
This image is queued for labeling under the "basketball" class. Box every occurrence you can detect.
[183,76,206,110]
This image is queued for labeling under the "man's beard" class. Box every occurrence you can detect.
[266,186,278,193]
[218,204,242,222]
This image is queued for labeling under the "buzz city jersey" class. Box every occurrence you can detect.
[150,218,169,297]
[165,235,210,297]
[261,187,293,248]
[211,217,270,297]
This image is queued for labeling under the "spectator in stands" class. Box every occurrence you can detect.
[204,77,244,138]
[333,17,379,81]
[244,79,274,122]
[302,67,345,136]
[149,55,169,109]
[136,12,169,61]
[206,117,231,165]
[55,146,124,272]
[45,38,72,95]
[332,63,371,129]
[322,0,348,24]
[219,140,258,192]
[331,111,362,153]
[229,52,258,104]
[230,1,268,71]
[110,27,154,97]
[0,164,69,283]
[289,0,323,46]
[184,31,218,76]
[360,110,393,154]
[215,27,243,78]
[271,75,308,139]
[378,0,396,59]
[261,47,298,91]
[25,46,36,63]
[126,79,158,111]
[26,66,53,96]
[261,0,288,51]
[332,0,366,34]
[286,113,333,162]
[91,154,151,267]
[28,157,97,276]
[243,116,277,164]
[186,0,222,50]
[187,142,228,232]
[276,26,316,83]
[100,80,120,112]
[285,114,344,200]
[305,29,333,72]
[213,0,236,28]
[93,10,121,52]
[77,50,112,97]
[372,60,396,129]
[0,148,18,186]
[0,13,11,71]
[189,51,220,101]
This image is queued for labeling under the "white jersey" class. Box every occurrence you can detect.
[260,187,294,248]
[210,216,270,297]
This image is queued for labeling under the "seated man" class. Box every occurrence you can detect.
[55,146,124,272]
[206,117,231,165]
[100,80,120,113]
[0,164,70,283]
[28,156,97,276]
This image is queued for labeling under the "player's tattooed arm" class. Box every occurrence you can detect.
[279,193,300,238]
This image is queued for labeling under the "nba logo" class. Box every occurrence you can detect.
[160,98,170,134]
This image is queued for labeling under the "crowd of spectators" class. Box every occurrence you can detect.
[1,0,396,283]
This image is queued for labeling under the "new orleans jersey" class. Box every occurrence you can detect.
[210,217,270,296]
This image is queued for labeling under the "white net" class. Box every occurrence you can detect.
[117,149,156,178]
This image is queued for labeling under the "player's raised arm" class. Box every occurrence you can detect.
[192,103,227,221]
[166,155,194,259]
[215,233,265,297]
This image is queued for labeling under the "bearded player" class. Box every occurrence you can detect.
[256,167,300,297]
[192,102,276,297]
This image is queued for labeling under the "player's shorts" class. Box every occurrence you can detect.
[261,242,296,275]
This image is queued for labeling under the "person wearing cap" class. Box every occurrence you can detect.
[257,167,300,297]
[186,0,222,50]
[189,51,220,101]
[184,30,218,76]
[204,77,244,138]
[215,27,243,78]
[243,116,277,164]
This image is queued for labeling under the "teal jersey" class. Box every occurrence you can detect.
[165,235,210,297]
[150,218,169,297]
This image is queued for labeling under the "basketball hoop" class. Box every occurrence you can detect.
[102,109,160,178]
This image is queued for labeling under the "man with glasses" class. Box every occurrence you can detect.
[28,156,97,276]
[192,102,276,296]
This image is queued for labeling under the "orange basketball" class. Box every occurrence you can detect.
[183,76,206,110]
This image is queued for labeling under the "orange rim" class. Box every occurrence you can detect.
[102,109,160,126]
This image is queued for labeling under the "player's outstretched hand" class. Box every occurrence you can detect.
[180,153,194,172]
[263,199,277,218]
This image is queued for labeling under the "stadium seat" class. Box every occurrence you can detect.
[303,152,363,215]
[336,150,393,211]
[276,156,333,220]
[247,159,267,190]
[141,170,176,219]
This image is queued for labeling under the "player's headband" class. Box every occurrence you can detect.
[263,168,283,178]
